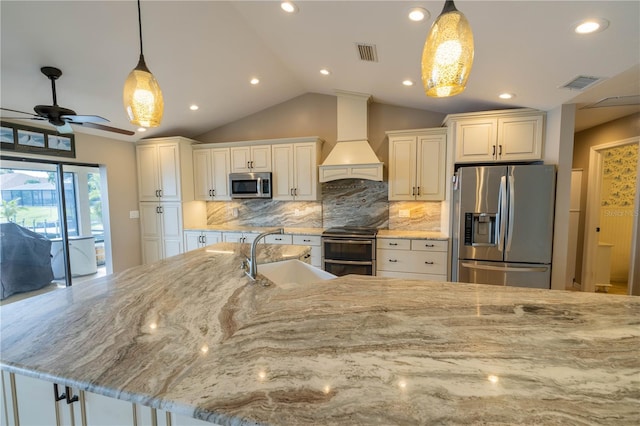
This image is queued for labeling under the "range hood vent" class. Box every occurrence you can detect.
[319,90,383,182]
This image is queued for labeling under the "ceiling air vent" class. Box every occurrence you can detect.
[560,75,603,91]
[356,43,378,62]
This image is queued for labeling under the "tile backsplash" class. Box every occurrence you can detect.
[206,178,441,231]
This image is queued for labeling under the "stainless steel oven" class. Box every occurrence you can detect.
[321,227,377,276]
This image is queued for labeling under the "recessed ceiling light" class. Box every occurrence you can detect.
[189,104,199,111]
[137,127,146,132]
[281,2,298,14]
[408,7,429,22]
[573,18,609,34]
[320,68,331,76]
[499,93,515,100]
[250,78,260,85]
[402,79,414,86]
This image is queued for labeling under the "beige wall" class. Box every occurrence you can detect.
[572,112,640,284]
[1,129,141,273]
[196,92,446,170]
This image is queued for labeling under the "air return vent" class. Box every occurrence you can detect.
[560,75,603,91]
[356,43,378,62]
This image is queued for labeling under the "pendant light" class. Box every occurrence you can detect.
[421,0,474,98]
[123,0,163,128]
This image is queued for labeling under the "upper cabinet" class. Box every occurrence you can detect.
[272,139,322,201]
[230,144,271,173]
[387,128,447,201]
[444,109,545,163]
[193,147,231,201]
[136,137,195,202]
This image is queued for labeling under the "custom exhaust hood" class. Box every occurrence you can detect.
[319,90,383,182]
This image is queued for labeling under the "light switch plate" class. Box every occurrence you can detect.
[129,210,139,219]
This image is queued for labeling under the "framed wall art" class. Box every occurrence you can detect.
[0,121,76,158]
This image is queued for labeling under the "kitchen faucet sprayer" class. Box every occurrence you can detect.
[244,228,285,281]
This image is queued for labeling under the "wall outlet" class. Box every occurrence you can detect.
[129,210,139,219]
[231,207,239,218]
[399,209,410,218]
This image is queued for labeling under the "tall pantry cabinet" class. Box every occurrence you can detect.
[136,137,198,264]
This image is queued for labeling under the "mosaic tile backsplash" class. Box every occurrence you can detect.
[207,179,441,231]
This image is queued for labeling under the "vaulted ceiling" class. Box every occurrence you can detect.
[1,1,638,142]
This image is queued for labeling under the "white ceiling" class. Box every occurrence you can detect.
[1,1,638,142]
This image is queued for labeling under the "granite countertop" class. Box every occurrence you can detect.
[186,226,447,239]
[1,243,638,425]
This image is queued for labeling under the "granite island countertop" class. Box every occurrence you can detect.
[1,243,639,425]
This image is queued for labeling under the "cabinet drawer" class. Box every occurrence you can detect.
[410,239,448,252]
[377,238,411,250]
[377,270,447,282]
[264,234,293,244]
[292,235,321,246]
[378,249,447,275]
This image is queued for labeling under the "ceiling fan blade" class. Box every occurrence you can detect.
[78,122,135,136]
[0,107,39,117]
[56,122,74,135]
[63,114,109,124]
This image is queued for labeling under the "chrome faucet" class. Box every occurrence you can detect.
[244,228,284,280]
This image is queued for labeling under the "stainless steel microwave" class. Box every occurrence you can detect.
[229,172,272,199]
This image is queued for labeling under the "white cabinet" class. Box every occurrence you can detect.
[445,109,545,163]
[387,128,447,201]
[272,141,321,201]
[193,147,231,201]
[377,238,449,281]
[136,138,195,202]
[223,231,258,244]
[264,233,293,245]
[140,202,184,264]
[230,145,271,173]
[184,230,222,252]
[293,235,322,267]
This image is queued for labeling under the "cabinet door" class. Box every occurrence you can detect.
[230,147,251,173]
[388,136,417,200]
[272,144,294,200]
[416,133,446,201]
[250,145,272,172]
[82,390,136,426]
[193,150,213,201]
[137,145,160,202]
[454,119,497,163]
[184,231,202,252]
[202,231,222,246]
[161,203,183,258]
[140,203,162,239]
[157,144,181,201]
[497,115,544,161]
[9,373,59,426]
[211,148,231,199]
[223,232,244,243]
[293,143,318,200]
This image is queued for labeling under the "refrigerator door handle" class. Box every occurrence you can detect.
[460,262,548,273]
[507,175,515,252]
[497,176,507,252]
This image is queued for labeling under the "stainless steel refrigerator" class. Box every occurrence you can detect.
[452,164,556,289]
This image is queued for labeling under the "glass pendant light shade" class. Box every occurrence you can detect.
[123,55,164,128]
[421,0,474,98]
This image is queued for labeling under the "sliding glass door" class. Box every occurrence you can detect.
[0,158,108,302]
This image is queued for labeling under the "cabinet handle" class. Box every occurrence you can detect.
[492,145,496,156]
[275,237,282,241]
[159,189,162,198]
[53,384,66,402]
[389,259,398,263]
[412,187,415,196]
[303,239,311,242]
[425,261,435,265]
[65,386,79,404]
[416,186,420,196]
[499,144,503,156]
[250,161,254,169]
[212,189,215,196]
[290,188,294,196]
[389,242,398,246]
[425,244,435,247]
[159,206,163,214]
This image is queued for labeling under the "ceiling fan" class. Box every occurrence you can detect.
[0,66,134,136]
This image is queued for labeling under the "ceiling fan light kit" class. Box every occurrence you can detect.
[421,0,474,98]
[123,0,164,128]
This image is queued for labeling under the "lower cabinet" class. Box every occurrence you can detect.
[1,371,217,426]
[184,231,222,252]
[264,234,321,267]
[140,202,184,264]
[376,238,449,281]
[222,232,258,244]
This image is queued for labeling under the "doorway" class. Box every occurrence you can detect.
[0,158,109,303]
[582,137,639,294]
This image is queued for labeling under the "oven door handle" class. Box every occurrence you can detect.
[323,239,373,245]
[324,259,374,266]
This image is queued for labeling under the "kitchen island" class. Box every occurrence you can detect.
[1,242,638,425]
